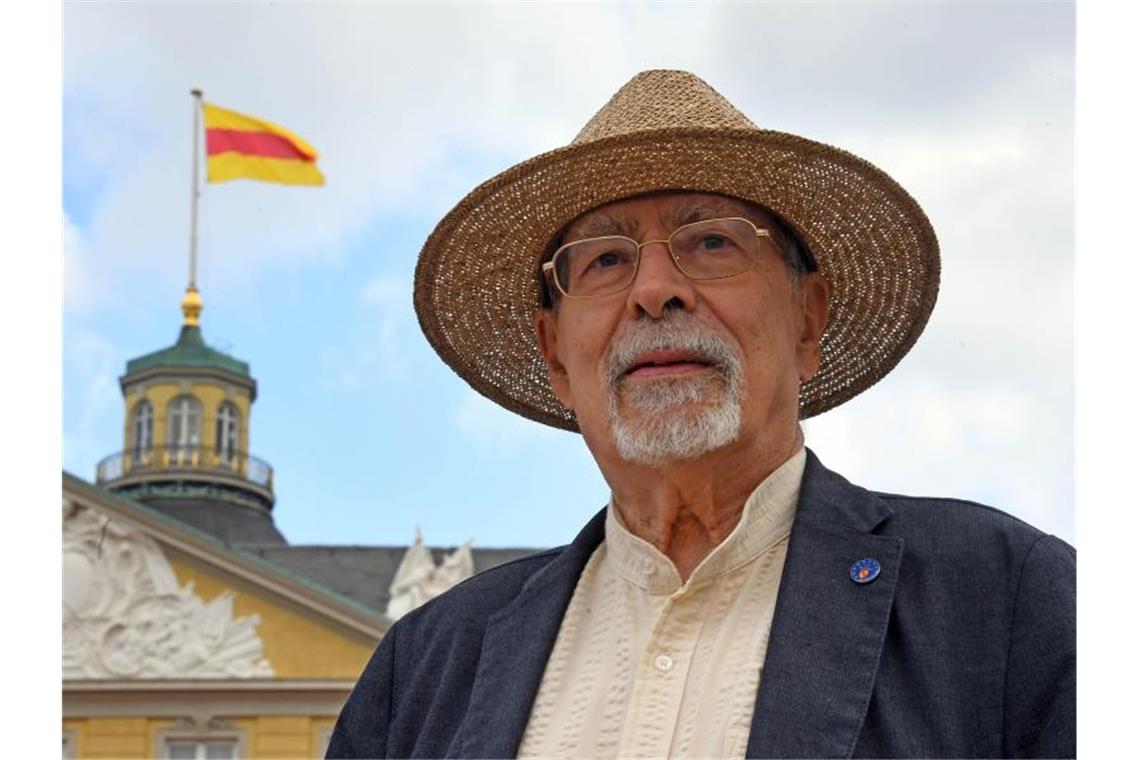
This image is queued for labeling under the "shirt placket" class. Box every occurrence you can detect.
[616,584,708,758]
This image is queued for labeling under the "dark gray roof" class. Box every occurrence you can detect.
[235,545,540,614]
[129,494,538,615]
[141,499,288,546]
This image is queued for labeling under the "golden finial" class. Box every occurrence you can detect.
[181,285,203,326]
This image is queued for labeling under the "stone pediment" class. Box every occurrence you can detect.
[63,498,273,680]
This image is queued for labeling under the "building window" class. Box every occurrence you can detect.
[215,402,240,466]
[132,399,154,462]
[168,396,202,465]
[164,739,237,759]
[155,720,245,760]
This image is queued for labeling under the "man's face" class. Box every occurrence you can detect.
[535,192,829,466]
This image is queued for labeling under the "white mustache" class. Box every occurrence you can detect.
[603,312,745,464]
[604,312,741,386]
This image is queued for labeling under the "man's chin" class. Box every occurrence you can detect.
[612,399,718,426]
[607,398,742,466]
[613,374,724,415]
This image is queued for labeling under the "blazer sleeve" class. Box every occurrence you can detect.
[327,625,396,759]
[1003,534,1076,759]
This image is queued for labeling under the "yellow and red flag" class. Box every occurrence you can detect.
[202,103,324,186]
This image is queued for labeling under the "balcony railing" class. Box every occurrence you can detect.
[96,444,274,491]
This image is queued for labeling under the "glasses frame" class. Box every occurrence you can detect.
[542,216,773,300]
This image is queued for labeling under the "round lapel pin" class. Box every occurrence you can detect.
[850,558,881,584]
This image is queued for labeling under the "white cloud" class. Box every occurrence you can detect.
[804,376,1072,543]
[361,272,415,377]
[316,273,417,390]
[63,213,95,314]
[62,327,123,477]
[362,273,411,318]
[454,388,561,453]
[857,130,1028,183]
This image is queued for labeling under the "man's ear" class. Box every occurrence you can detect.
[534,308,574,410]
[795,273,830,383]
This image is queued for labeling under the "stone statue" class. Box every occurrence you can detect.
[386,530,475,621]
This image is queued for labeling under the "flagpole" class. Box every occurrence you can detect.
[188,88,203,290]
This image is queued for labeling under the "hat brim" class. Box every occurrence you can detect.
[414,126,940,432]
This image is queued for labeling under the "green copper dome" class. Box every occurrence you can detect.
[125,324,251,379]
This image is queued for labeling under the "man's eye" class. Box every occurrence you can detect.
[589,251,624,270]
[698,234,728,250]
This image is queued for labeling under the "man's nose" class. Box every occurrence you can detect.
[625,241,697,319]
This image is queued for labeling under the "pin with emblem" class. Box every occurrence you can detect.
[850,558,881,584]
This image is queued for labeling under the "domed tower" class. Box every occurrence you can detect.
[96,285,285,545]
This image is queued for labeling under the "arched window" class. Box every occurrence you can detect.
[132,400,154,460]
[168,395,202,464]
[216,401,240,466]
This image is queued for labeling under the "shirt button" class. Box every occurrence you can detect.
[654,654,674,672]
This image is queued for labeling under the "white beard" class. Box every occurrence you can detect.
[604,313,744,465]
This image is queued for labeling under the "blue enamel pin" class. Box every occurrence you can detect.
[850,558,881,584]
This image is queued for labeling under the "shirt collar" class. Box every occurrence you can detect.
[604,448,806,594]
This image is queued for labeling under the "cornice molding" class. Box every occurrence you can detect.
[63,679,355,718]
[121,367,257,401]
[64,678,356,692]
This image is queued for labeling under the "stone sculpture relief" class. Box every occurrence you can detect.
[386,529,474,620]
[63,498,274,679]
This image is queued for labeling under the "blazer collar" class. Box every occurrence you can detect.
[451,449,901,759]
[794,448,895,533]
[746,449,902,759]
[449,507,606,758]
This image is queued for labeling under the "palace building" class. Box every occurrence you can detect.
[62,287,533,759]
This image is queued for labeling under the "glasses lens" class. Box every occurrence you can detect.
[670,218,759,279]
[554,237,638,297]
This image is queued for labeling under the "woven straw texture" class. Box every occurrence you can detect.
[414,70,940,431]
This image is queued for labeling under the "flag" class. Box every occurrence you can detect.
[202,103,325,186]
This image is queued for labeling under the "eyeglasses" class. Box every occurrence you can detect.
[542,217,773,299]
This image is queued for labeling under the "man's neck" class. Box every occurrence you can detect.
[605,429,804,583]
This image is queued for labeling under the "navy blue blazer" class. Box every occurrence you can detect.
[329,451,1075,758]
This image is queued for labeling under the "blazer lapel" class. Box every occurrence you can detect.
[747,451,903,759]
[450,509,606,759]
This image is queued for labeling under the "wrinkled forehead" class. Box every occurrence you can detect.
[561,191,779,241]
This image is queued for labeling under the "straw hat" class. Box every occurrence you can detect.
[414,70,940,431]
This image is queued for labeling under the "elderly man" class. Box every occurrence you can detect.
[329,71,1075,759]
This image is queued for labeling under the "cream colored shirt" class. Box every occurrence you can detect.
[518,449,805,759]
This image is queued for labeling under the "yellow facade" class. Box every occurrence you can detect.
[70,717,150,759]
[168,553,375,679]
[65,716,337,759]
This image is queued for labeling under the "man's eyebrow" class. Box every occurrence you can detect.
[666,200,744,228]
[568,214,640,240]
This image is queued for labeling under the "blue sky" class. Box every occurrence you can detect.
[63,1,1075,548]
